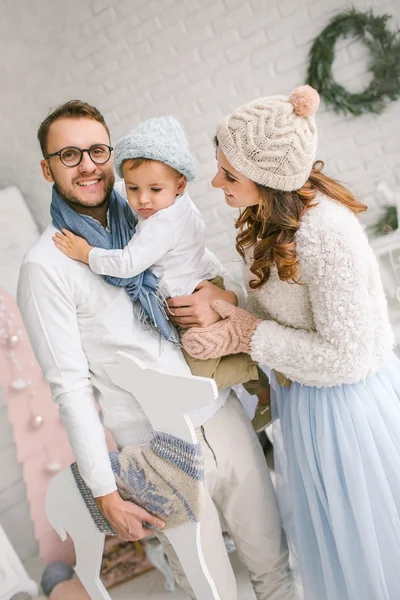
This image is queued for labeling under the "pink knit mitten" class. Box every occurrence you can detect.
[182,300,261,360]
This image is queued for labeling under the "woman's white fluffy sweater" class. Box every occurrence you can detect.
[248,194,394,387]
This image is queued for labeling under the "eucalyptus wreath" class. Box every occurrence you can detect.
[306,8,400,116]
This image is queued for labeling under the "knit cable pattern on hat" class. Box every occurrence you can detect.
[71,431,204,535]
[114,116,196,181]
[216,86,319,192]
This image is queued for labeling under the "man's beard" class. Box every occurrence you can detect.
[52,171,115,211]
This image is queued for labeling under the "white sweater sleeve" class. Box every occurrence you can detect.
[250,221,376,386]
[89,215,175,278]
[17,262,117,497]
[203,247,245,307]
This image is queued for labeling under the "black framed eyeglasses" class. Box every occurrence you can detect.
[44,144,113,167]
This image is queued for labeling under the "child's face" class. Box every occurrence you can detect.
[122,160,186,219]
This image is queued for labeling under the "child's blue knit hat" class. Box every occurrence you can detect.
[114,116,196,181]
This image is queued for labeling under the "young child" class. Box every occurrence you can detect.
[53,116,271,431]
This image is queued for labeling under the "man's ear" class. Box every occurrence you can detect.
[176,175,187,195]
[40,159,54,183]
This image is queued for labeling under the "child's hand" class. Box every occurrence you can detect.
[53,229,92,264]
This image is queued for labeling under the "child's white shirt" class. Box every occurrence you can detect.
[89,183,218,296]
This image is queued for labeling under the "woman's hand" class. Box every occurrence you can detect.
[53,229,92,264]
[96,490,165,542]
[167,280,238,328]
[182,300,261,359]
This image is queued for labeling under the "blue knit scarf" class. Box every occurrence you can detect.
[50,185,178,343]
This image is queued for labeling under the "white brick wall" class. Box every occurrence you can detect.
[1,0,400,271]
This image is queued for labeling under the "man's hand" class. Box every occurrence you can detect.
[96,490,165,541]
[167,280,238,328]
[53,229,92,264]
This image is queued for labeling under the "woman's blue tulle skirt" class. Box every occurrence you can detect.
[271,352,400,600]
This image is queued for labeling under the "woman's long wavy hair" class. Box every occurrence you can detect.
[216,140,367,289]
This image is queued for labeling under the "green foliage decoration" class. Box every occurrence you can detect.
[369,205,398,237]
[307,8,400,116]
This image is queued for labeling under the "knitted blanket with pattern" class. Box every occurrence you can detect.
[71,432,204,535]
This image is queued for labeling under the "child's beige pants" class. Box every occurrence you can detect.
[182,276,267,394]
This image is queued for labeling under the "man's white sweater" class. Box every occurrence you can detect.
[17,226,242,497]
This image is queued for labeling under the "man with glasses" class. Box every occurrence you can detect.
[45,143,113,167]
[17,100,296,600]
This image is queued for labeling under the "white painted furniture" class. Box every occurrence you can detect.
[0,524,38,600]
[45,353,220,600]
[370,230,400,343]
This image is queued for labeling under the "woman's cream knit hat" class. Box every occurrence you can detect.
[216,85,320,191]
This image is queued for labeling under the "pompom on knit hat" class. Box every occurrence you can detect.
[114,116,196,181]
[216,85,320,192]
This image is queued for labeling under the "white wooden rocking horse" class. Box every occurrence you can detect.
[45,352,220,600]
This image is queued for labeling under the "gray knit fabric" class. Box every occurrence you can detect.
[71,431,204,535]
[114,116,196,181]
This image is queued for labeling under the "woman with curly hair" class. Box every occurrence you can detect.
[182,86,400,600]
